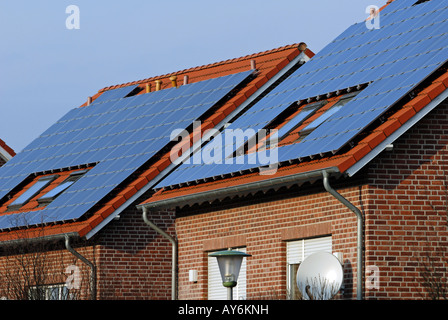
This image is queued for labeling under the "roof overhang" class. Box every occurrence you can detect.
[137,166,341,211]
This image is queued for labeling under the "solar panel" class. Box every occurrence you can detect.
[156,0,448,188]
[0,70,254,230]
[91,85,140,104]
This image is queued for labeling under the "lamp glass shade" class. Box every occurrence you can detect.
[209,249,251,288]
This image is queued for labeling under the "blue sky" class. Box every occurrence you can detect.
[0,0,387,153]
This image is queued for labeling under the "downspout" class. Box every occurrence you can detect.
[322,170,363,300]
[64,235,97,300]
[142,207,177,300]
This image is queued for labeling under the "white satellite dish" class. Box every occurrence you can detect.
[296,251,343,300]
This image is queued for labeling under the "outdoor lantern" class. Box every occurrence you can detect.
[209,248,251,300]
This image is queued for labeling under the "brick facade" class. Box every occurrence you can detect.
[95,205,176,300]
[363,100,448,299]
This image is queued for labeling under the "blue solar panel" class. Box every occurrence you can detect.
[0,70,253,230]
[91,85,140,104]
[155,0,448,189]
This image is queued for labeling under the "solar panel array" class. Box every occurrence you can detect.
[0,70,253,230]
[156,0,448,188]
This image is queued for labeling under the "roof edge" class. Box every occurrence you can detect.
[0,232,78,247]
[346,86,448,177]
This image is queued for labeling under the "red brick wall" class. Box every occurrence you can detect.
[96,206,176,300]
[0,241,95,300]
[364,101,448,299]
[176,184,364,300]
[0,205,176,300]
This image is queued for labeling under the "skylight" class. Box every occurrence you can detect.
[37,170,87,205]
[278,106,317,139]
[300,93,357,134]
[8,175,57,210]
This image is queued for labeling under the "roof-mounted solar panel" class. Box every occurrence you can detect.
[0,70,254,230]
[91,85,140,104]
[155,1,448,189]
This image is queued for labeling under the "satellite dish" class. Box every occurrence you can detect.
[296,251,343,300]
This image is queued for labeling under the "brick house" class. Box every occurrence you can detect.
[139,0,448,300]
[0,43,312,300]
[1,0,447,302]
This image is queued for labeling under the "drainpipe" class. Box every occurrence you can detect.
[322,170,363,300]
[64,235,97,300]
[142,207,177,300]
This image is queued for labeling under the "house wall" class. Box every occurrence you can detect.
[0,241,95,300]
[175,181,365,300]
[95,205,176,300]
[364,100,448,299]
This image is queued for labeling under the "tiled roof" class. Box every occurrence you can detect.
[0,43,312,243]
[80,43,313,107]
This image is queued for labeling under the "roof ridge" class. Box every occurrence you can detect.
[99,43,304,92]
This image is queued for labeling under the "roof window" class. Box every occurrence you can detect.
[299,92,357,137]
[37,170,88,205]
[7,175,57,210]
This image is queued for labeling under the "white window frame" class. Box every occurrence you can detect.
[286,236,332,300]
[208,247,247,300]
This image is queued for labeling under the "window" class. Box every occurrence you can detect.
[286,236,332,300]
[208,248,247,300]
[301,94,355,134]
[37,170,87,205]
[8,175,57,210]
[277,105,318,140]
[28,284,71,300]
